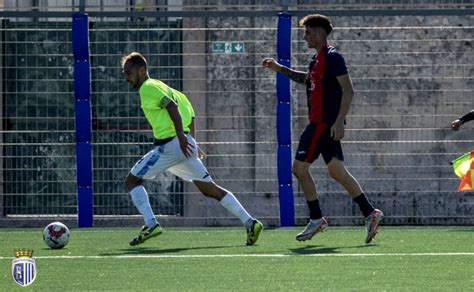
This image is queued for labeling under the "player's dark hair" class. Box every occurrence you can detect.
[299,14,333,35]
[121,52,148,70]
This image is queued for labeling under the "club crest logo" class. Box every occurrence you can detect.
[12,249,37,287]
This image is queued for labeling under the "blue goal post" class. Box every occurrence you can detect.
[72,13,93,228]
[276,12,295,226]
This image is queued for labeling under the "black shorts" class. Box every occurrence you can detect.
[295,122,344,164]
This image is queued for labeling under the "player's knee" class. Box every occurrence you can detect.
[292,165,306,181]
[292,167,300,179]
[125,174,143,192]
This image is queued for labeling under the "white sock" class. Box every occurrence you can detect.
[130,185,158,228]
[220,192,253,228]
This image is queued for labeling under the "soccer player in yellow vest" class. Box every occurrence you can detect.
[121,52,263,246]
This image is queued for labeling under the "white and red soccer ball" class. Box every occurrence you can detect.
[43,222,70,249]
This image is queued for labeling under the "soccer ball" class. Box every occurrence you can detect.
[43,222,70,249]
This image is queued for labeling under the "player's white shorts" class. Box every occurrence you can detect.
[130,134,212,182]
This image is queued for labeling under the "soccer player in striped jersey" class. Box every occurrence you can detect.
[122,52,262,246]
[262,14,383,244]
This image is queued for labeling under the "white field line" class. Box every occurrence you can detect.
[3,227,472,234]
[0,253,473,260]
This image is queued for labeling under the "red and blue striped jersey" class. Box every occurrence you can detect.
[306,45,348,125]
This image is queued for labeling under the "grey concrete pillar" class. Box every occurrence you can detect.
[182,16,207,219]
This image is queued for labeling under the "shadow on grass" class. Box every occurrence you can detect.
[99,245,238,256]
[290,244,375,255]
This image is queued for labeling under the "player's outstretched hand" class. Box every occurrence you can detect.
[451,119,462,131]
[262,58,282,72]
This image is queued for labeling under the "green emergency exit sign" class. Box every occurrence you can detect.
[212,42,245,54]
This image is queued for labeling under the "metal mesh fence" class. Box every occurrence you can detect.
[2,20,76,215]
[0,2,472,226]
[1,19,186,217]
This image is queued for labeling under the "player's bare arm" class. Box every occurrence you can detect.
[332,73,355,141]
[460,109,474,123]
[166,100,194,157]
[189,117,196,137]
[262,58,307,84]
